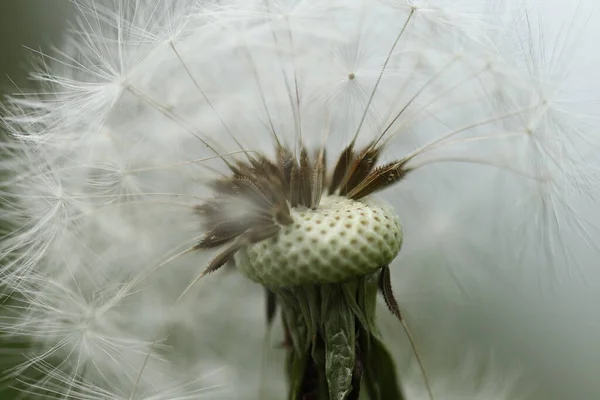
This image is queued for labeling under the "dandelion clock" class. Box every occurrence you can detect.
[1,1,599,399]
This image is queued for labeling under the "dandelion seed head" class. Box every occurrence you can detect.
[236,195,402,287]
[0,0,596,398]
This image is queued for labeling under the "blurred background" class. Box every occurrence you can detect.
[0,2,73,92]
[0,2,74,397]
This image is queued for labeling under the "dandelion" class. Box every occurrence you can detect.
[0,0,598,399]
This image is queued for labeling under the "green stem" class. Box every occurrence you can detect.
[273,273,406,400]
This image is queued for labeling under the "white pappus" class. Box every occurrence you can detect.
[0,0,599,399]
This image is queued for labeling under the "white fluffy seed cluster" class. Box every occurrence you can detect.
[235,196,402,287]
[0,0,597,399]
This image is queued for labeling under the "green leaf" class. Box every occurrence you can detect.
[358,273,380,332]
[302,285,321,348]
[323,286,356,400]
[360,330,406,400]
[310,338,329,400]
[342,278,369,334]
[278,289,310,354]
[287,348,309,400]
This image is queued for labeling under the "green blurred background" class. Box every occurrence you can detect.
[0,1,73,91]
[0,0,74,90]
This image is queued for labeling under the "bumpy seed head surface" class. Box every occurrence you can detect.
[234,196,402,288]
